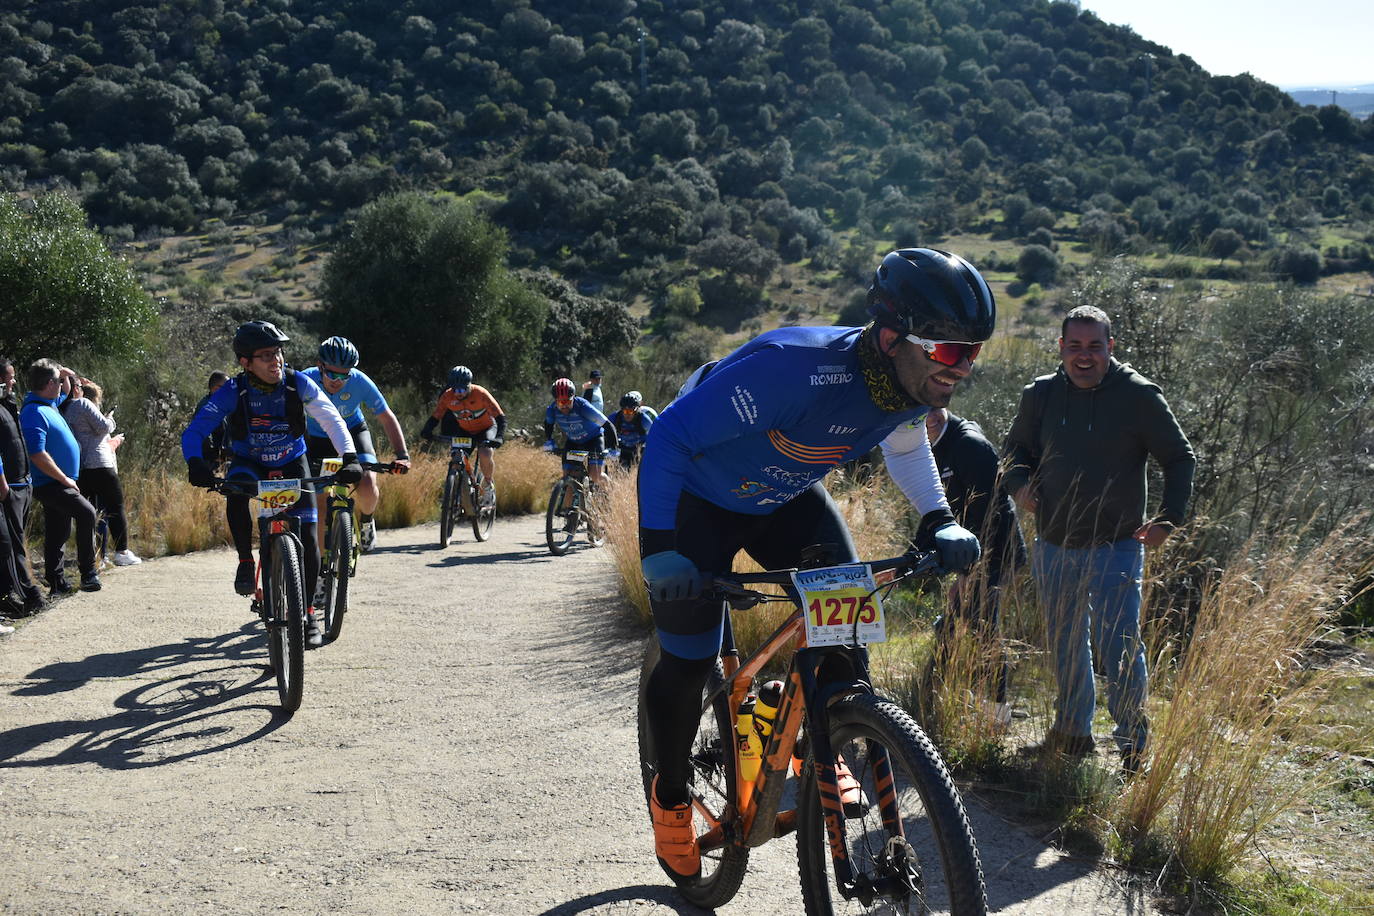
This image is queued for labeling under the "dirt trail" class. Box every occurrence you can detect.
[0,516,1151,914]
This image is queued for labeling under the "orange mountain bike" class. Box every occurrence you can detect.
[636,548,987,914]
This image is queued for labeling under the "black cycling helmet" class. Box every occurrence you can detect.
[233,320,290,359]
[619,390,643,409]
[318,336,359,369]
[448,365,473,389]
[866,249,996,342]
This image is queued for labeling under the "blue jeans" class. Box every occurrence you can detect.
[1033,538,1148,753]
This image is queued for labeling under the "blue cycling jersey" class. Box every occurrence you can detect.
[545,397,608,443]
[613,406,656,446]
[638,326,930,530]
[300,366,388,435]
[182,372,329,467]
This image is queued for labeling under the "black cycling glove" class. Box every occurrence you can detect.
[335,453,364,484]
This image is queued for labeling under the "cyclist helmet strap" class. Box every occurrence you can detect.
[228,369,307,440]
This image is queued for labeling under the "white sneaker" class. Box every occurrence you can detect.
[113,549,143,566]
[481,484,496,508]
[0,622,14,635]
[360,520,376,553]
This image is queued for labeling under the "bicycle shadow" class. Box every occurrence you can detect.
[427,546,550,568]
[537,884,707,915]
[0,622,289,770]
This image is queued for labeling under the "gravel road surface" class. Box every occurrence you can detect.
[1,515,1151,914]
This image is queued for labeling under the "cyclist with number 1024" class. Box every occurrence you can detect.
[301,336,411,567]
[182,321,363,648]
[637,249,995,911]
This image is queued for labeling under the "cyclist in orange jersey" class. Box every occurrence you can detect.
[420,366,506,507]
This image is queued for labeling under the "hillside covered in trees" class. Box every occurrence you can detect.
[3,0,1373,323]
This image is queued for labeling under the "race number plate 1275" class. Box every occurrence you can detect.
[790,564,886,647]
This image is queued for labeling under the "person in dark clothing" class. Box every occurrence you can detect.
[0,357,45,616]
[1002,305,1195,774]
[197,371,231,468]
[925,407,1026,717]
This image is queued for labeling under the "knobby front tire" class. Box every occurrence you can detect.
[796,694,986,916]
[546,480,575,556]
[635,640,750,910]
[439,467,458,548]
[322,509,353,644]
[266,535,306,716]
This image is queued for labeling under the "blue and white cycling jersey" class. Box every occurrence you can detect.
[638,326,949,531]
[181,371,350,468]
[545,397,609,443]
[613,406,656,447]
[300,366,388,435]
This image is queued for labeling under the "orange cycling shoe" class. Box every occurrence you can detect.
[650,775,701,879]
[793,754,868,816]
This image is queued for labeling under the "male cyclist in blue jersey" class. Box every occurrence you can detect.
[302,336,411,561]
[636,249,996,881]
[543,377,617,512]
[182,321,362,648]
[612,390,657,470]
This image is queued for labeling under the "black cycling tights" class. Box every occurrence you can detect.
[645,649,718,808]
[226,495,319,601]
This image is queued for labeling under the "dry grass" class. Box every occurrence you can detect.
[1114,523,1374,882]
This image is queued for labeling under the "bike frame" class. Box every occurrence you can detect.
[448,442,479,513]
[702,553,937,900]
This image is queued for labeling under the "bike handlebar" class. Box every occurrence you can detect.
[365,460,407,474]
[711,549,945,607]
[208,475,341,497]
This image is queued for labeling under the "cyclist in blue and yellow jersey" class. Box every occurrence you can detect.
[636,249,995,880]
[182,321,362,648]
[543,377,617,510]
[612,391,657,471]
[302,336,411,560]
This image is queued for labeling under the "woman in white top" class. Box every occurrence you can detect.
[62,379,141,567]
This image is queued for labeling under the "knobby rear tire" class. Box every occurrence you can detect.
[267,535,306,716]
[471,467,494,542]
[635,640,750,910]
[322,509,353,643]
[796,693,986,915]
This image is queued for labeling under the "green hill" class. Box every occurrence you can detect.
[2,0,1371,324]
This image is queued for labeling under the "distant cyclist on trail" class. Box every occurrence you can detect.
[635,249,994,879]
[420,366,507,508]
[612,390,657,470]
[182,321,363,647]
[302,336,410,563]
[543,377,617,509]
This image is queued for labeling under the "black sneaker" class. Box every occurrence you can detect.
[48,576,74,597]
[1121,746,1146,777]
[20,594,45,617]
[79,571,102,592]
[234,559,256,596]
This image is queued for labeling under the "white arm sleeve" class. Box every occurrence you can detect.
[879,419,950,517]
[304,395,354,458]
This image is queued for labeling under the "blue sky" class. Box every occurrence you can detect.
[1082,0,1371,89]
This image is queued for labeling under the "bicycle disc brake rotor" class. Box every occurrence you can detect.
[879,834,925,910]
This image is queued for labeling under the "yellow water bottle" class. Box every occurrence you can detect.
[754,679,784,742]
[736,696,763,794]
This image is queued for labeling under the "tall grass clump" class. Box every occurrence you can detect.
[1114,521,1374,884]
[602,466,649,623]
[370,450,446,529]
